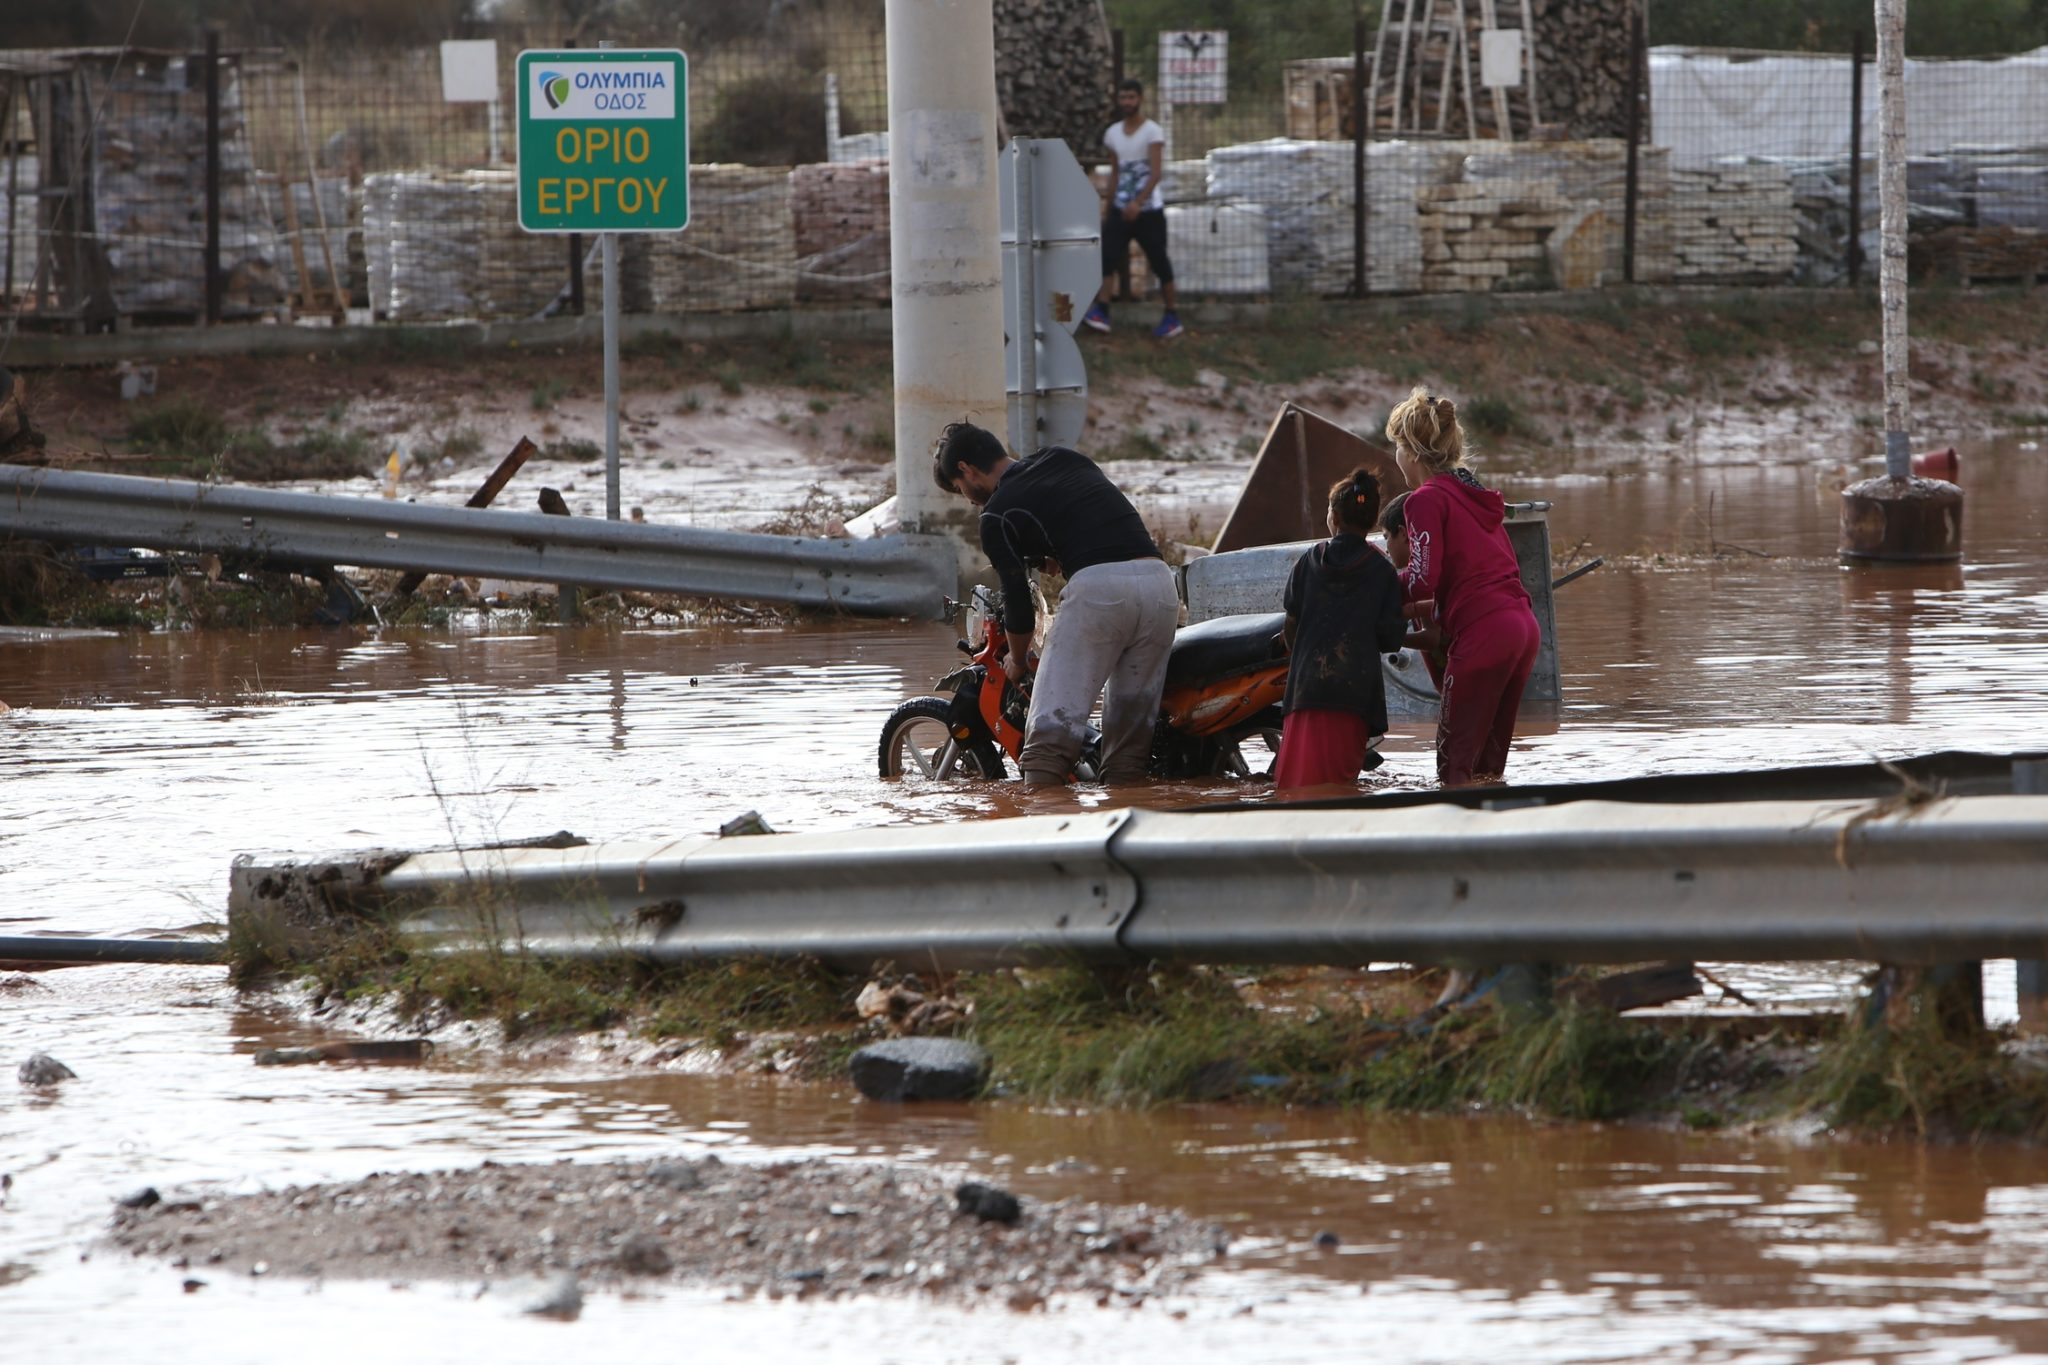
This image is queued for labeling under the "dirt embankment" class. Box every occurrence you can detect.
[106,1155,1224,1312]
[17,290,2048,500]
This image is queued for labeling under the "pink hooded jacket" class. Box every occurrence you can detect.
[1398,471,1532,641]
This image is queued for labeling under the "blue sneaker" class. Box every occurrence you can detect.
[1082,301,1111,333]
[1152,312,1184,341]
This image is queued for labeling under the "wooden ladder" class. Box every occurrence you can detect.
[1371,0,1540,140]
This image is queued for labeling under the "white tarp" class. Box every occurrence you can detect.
[1650,45,2048,167]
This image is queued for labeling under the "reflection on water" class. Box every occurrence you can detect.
[3,438,2048,1358]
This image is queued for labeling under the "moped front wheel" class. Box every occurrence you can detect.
[878,696,1007,780]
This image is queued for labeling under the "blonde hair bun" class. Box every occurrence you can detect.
[1384,386,1466,474]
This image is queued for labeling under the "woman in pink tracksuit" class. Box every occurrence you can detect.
[1385,389,1541,787]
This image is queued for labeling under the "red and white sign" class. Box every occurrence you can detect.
[1158,30,1228,105]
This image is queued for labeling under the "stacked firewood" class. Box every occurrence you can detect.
[993,0,1115,157]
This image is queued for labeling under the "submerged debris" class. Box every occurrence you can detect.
[18,1053,76,1088]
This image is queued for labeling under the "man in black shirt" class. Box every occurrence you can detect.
[933,422,1179,786]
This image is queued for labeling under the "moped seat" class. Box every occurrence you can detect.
[1164,611,1287,688]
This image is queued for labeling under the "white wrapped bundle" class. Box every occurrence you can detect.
[1165,203,1268,295]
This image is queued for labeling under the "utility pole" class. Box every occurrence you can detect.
[1839,0,1962,563]
[884,0,1007,547]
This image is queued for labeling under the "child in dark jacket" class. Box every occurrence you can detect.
[1273,467,1409,798]
[1385,388,1541,787]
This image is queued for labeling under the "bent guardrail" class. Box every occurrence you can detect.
[0,465,955,618]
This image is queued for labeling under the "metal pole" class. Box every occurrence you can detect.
[203,29,222,325]
[599,40,621,522]
[565,38,584,315]
[0,936,223,966]
[1112,28,1124,86]
[1848,29,1865,287]
[603,232,620,520]
[1008,140,1038,456]
[1352,12,1368,298]
[885,0,1008,542]
[1878,0,1910,479]
[3,80,18,303]
[1622,4,1642,284]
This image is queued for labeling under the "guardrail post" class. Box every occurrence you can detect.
[538,485,582,622]
[1495,962,1556,1013]
[2017,758,2048,1030]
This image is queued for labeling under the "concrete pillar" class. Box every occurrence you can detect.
[886,0,1008,545]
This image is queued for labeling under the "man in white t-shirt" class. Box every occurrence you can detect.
[1082,79,1182,341]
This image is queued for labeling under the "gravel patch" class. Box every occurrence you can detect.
[107,1157,1226,1308]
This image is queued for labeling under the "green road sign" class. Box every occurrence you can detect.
[516,49,689,233]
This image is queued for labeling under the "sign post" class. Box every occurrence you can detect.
[1000,139,1099,452]
[517,46,689,521]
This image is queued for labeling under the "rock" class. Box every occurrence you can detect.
[646,1162,704,1192]
[19,1053,76,1087]
[614,1233,672,1276]
[520,1273,583,1321]
[117,1186,162,1210]
[848,1038,990,1103]
[954,1182,1022,1226]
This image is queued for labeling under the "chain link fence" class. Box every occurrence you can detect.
[2,1,2046,335]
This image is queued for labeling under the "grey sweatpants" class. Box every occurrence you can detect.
[1020,558,1180,785]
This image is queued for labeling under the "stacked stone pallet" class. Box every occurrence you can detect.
[1768,150,2048,283]
[790,159,889,304]
[363,170,562,321]
[1912,224,2048,283]
[1666,163,1797,282]
[624,164,795,314]
[1160,159,1208,205]
[90,59,285,317]
[1418,180,1574,293]
[1462,139,1672,285]
[1205,138,1456,295]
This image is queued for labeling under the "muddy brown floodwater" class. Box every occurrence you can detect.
[4,436,2047,1361]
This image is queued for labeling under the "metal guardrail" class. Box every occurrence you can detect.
[0,465,956,618]
[229,795,2048,971]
